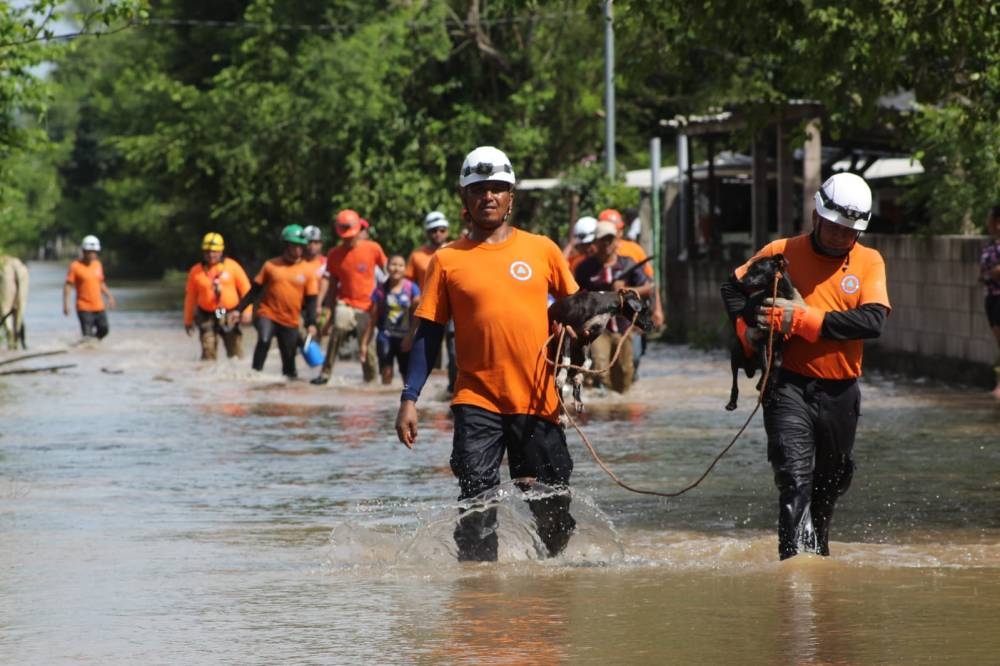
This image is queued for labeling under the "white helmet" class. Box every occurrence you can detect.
[423,210,449,230]
[459,146,516,188]
[81,235,101,252]
[303,225,322,241]
[814,172,872,231]
[572,216,598,243]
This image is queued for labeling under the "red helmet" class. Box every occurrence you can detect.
[598,208,625,231]
[335,209,362,238]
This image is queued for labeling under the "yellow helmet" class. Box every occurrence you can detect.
[201,232,225,251]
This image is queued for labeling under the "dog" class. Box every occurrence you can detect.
[548,288,654,412]
[726,254,794,411]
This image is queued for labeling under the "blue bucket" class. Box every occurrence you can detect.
[300,335,325,367]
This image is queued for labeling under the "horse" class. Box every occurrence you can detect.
[0,256,29,349]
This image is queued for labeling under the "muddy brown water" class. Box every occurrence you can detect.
[2,262,998,664]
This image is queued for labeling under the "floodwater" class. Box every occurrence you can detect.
[2,262,999,665]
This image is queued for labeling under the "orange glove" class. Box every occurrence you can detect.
[756,296,824,342]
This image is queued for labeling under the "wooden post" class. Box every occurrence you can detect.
[802,118,822,231]
[751,133,769,251]
[777,122,796,237]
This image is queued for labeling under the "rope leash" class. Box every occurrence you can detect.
[549,274,782,498]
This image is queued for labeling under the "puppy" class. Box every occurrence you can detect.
[549,289,654,411]
[726,254,794,411]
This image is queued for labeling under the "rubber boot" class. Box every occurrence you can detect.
[528,493,576,558]
[454,505,499,562]
[777,490,817,560]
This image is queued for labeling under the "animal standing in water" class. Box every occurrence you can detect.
[0,256,30,349]
[725,254,795,410]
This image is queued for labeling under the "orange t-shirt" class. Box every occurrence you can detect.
[253,257,319,328]
[617,239,654,278]
[183,258,252,326]
[66,259,106,312]
[416,228,578,422]
[735,234,891,379]
[301,255,327,282]
[405,244,437,289]
[325,240,388,310]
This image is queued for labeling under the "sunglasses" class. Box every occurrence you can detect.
[462,161,513,178]
[428,227,448,234]
[818,186,870,222]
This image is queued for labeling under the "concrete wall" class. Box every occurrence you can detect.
[668,233,997,386]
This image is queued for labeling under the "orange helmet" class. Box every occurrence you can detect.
[598,208,625,231]
[335,209,362,238]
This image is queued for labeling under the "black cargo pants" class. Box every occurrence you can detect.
[450,405,576,562]
[764,369,860,560]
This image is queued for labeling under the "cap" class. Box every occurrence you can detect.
[335,209,362,239]
[594,221,618,240]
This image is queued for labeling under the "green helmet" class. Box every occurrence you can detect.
[280,224,307,245]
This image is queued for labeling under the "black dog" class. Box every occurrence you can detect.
[549,289,654,412]
[726,254,795,411]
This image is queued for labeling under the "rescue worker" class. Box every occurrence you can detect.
[720,172,891,560]
[183,232,252,360]
[573,220,652,393]
[404,210,457,392]
[226,225,318,379]
[302,225,327,327]
[395,146,579,562]
[63,235,116,339]
[598,208,665,376]
[313,209,388,385]
[564,216,597,273]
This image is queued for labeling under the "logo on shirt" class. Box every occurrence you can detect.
[840,274,860,295]
[509,261,533,281]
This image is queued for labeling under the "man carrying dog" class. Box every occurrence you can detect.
[720,172,891,560]
[574,220,652,394]
[395,146,579,562]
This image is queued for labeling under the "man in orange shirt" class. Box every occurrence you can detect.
[226,225,318,379]
[63,235,116,339]
[302,225,327,327]
[395,146,579,562]
[405,210,456,391]
[721,172,891,560]
[598,208,664,377]
[312,209,388,385]
[183,232,252,360]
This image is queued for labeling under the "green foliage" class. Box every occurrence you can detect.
[7,0,1000,264]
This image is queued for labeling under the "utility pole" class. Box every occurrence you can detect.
[604,0,615,178]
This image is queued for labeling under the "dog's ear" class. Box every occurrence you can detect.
[623,291,644,313]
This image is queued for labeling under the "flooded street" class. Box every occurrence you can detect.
[2,262,999,664]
